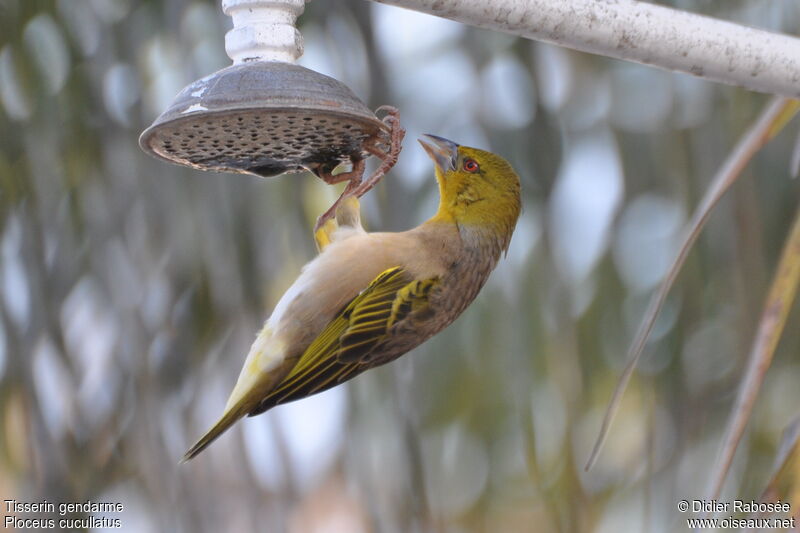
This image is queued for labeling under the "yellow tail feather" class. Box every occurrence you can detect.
[181,401,250,463]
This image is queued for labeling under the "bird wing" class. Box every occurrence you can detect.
[339,275,439,363]
[249,266,438,415]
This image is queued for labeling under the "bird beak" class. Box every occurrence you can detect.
[418,134,459,173]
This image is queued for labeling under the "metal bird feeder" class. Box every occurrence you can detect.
[139,0,391,179]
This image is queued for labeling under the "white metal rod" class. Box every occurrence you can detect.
[371,0,800,98]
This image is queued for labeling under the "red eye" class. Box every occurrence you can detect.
[463,159,479,173]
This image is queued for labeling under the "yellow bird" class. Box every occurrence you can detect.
[183,135,522,461]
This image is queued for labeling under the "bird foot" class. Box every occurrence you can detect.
[312,106,405,236]
[352,106,406,198]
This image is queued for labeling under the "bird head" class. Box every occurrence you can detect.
[419,134,521,249]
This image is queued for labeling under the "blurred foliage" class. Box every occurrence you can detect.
[0,0,799,532]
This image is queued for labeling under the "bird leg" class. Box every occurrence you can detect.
[314,157,367,187]
[313,157,366,235]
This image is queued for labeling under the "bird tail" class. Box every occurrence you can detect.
[181,400,250,463]
[181,325,290,463]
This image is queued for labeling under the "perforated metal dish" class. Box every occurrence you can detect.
[139,62,389,178]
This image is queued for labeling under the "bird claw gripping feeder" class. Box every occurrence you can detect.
[139,0,405,230]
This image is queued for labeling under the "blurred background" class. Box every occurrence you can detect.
[1,0,799,531]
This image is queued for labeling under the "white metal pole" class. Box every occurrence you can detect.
[370,0,800,98]
[222,0,306,64]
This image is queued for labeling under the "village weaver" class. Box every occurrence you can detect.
[183,134,522,461]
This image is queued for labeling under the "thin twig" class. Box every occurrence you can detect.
[705,203,800,503]
[757,416,800,510]
[791,130,800,178]
[586,97,798,471]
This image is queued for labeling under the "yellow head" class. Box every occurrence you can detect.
[419,135,521,249]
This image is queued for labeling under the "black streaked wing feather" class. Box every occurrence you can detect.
[387,277,439,327]
[337,275,439,363]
